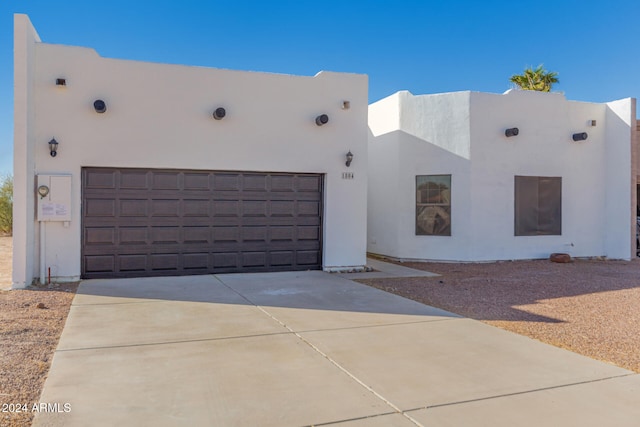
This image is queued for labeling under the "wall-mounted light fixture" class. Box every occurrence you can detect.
[93,99,107,114]
[315,114,329,126]
[212,107,226,120]
[345,151,354,167]
[48,138,59,157]
[342,101,350,110]
[572,132,588,142]
[505,127,519,137]
[55,78,66,86]
[588,120,596,127]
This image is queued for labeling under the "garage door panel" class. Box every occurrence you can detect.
[120,227,148,245]
[241,201,267,217]
[213,174,241,191]
[183,173,211,190]
[152,172,180,190]
[271,201,295,216]
[298,226,321,241]
[151,200,180,217]
[85,199,116,217]
[270,251,294,266]
[184,200,210,216]
[297,251,321,266]
[298,201,321,216]
[183,253,209,270]
[213,200,239,216]
[242,226,268,242]
[119,171,148,189]
[292,216,322,226]
[86,171,116,189]
[85,255,115,273]
[151,254,179,271]
[120,199,148,217]
[82,168,323,278]
[119,255,148,272]
[242,252,267,267]
[184,226,210,244]
[271,175,295,192]
[213,226,240,243]
[243,174,268,191]
[271,226,294,241]
[213,253,239,268]
[85,228,115,247]
[298,176,322,192]
[151,227,180,244]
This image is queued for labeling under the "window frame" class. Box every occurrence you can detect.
[514,175,562,236]
[415,174,452,236]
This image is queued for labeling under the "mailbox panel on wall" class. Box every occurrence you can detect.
[37,174,72,222]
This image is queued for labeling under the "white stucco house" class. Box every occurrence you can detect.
[368,89,637,262]
[12,14,368,287]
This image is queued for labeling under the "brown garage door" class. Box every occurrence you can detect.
[82,168,323,279]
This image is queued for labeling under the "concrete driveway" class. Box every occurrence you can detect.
[34,269,640,426]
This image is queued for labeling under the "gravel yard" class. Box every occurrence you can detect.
[1,234,639,425]
[0,236,78,427]
[357,257,640,373]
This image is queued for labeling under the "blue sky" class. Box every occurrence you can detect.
[1,0,639,175]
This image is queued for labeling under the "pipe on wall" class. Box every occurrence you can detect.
[39,222,45,285]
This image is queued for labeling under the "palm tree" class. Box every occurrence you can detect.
[510,65,559,92]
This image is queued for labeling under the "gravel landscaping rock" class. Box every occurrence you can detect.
[357,258,640,373]
[0,236,78,427]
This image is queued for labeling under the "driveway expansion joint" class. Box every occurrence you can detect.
[54,330,294,353]
[214,275,425,427]
[255,305,425,427]
[295,317,460,334]
[300,410,403,426]
[403,373,639,412]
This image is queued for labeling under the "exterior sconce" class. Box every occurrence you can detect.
[55,78,66,86]
[572,132,588,142]
[315,114,329,126]
[345,151,354,167]
[94,99,107,113]
[342,101,350,110]
[505,127,519,137]
[588,120,596,127]
[48,138,59,157]
[213,107,226,120]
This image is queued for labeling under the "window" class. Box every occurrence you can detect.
[514,176,561,236]
[416,175,451,236]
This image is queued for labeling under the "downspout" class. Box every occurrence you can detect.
[40,221,45,285]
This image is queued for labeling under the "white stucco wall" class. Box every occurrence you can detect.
[368,89,635,262]
[12,15,40,288]
[367,91,473,260]
[469,90,609,260]
[603,98,636,259]
[13,14,368,287]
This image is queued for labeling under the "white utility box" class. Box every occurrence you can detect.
[37,174,72,222]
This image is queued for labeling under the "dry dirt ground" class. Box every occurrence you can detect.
[0,236,78,427]
[0,234,639,425]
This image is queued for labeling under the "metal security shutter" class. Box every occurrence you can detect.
[81,168,323,279]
